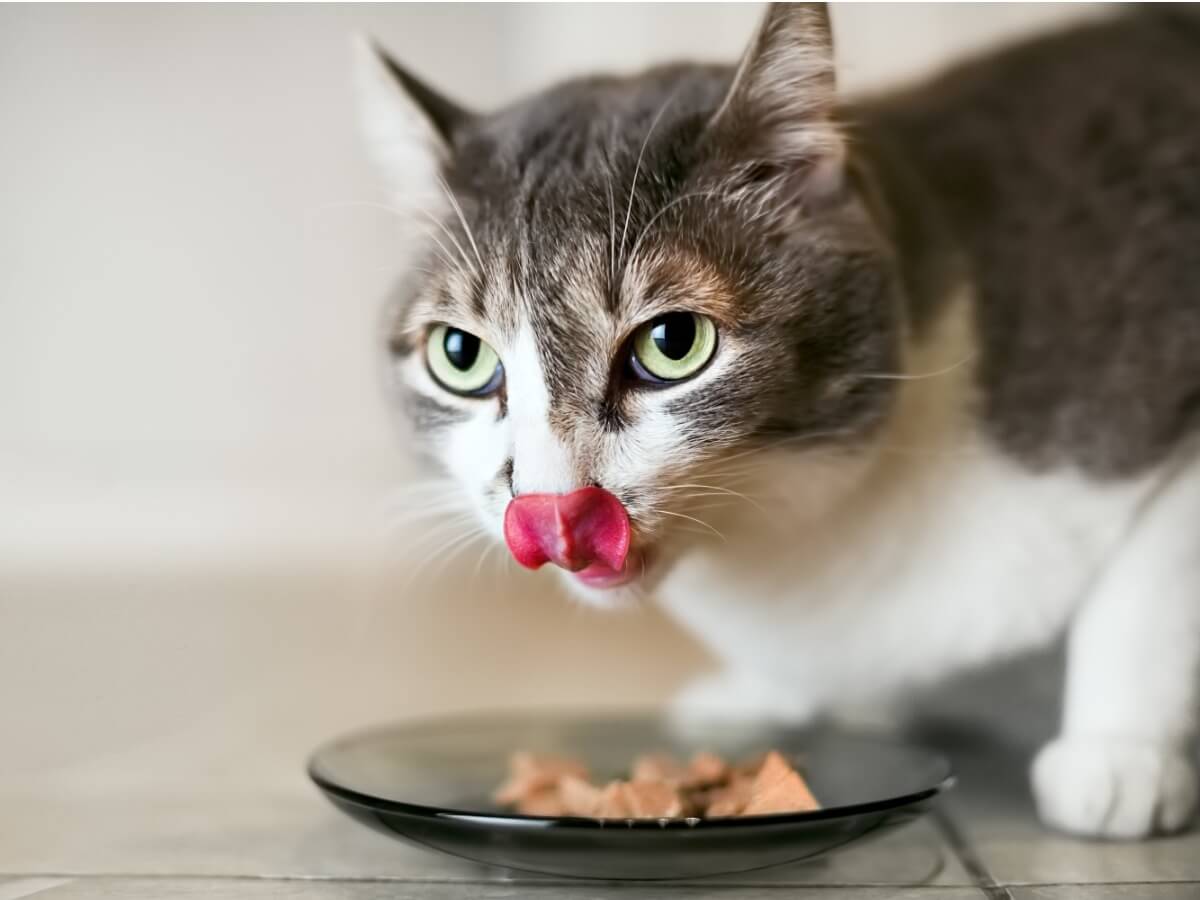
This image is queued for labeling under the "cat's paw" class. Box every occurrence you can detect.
[829,696,909,735]
[1032,736,1198,838]
[668,669,819,743]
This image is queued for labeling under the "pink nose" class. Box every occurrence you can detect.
[503,486,631,574]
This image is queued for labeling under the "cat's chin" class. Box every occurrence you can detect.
[558,575,643,610]
[555,549,651,610]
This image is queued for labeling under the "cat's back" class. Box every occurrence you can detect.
[863,11,1200,479]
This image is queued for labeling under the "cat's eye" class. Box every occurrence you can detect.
[629,312,717,384]
[425,324,503,396]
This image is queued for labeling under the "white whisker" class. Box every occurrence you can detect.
[629,189,722,262]
[696,429,848,470]
[307,198,476,282]
[473,537,501,582]
[417,211,475,280]
[658,481,770,513]
[430,529,491,582]
[603,119,620,290]
[850,353,977,382]
[437,174,486,274]
[648,507,728,543]
[619,88,680,271]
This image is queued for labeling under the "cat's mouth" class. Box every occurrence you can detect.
[502,487,642,589]
[571,547,646,589]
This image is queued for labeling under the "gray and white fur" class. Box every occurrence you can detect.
[355,4,1200,837]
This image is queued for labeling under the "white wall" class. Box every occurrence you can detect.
[0,2,1108,571]
[0,4,1106,786]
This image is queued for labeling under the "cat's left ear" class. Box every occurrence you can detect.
[352,36,474,217]
[708,3,844,198]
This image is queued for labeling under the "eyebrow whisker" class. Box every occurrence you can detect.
[628,189,723,263]
[618,87,680,274]
[437,174,486,275]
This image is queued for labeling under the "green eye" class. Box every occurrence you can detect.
[425,324,503,396]
[630,312,717,383]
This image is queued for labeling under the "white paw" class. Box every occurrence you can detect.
[829,696,909,735]
[1032,736,1198,838]
[668,669,819,743]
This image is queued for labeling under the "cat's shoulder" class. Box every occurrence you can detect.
[862,12,1200,479]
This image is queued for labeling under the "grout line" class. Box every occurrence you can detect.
[0,880,73,900]
[932,807,1014,900]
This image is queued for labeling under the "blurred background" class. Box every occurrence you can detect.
[1,4,1109,798]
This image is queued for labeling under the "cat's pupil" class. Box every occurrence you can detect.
[650,313,696,360]
[443,328,480,371]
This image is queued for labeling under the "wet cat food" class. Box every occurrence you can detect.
[493,749,819,818]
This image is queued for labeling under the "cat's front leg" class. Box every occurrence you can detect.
[1033,463,1200,838]
[669,667,825,744]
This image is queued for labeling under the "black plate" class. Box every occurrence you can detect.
[308,712,953,881]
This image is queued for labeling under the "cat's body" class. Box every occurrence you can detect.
[667,11,1200,837]
[357,5,1200,838]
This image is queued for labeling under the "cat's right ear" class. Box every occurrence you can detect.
[708,3,844,201]
[351,36,472,216]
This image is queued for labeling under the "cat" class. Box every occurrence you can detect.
[354,3,1200,839]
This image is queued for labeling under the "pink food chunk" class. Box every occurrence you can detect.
[631,752,688,785]
[558,774,604,816]
[703,773,755,817]
[515,785,567,816]
[740,750,820,816]
[493,751,589,806]
[686,751,729,787]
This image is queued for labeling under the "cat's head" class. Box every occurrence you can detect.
[358,3,903,606]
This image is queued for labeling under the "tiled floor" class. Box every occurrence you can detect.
[943,750,1200,891]
[3,727,1198,900]
[2,644,1196,900]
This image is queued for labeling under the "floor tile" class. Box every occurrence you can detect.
[933,739,1200,886]
[976,832,1200,887]
[1011,886,1200,899]
[0,784,968,887]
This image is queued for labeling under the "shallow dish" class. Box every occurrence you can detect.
[308,712,953,880]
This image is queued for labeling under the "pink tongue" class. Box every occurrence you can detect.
[503,487,631,575]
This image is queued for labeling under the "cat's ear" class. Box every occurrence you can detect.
[709,3,844,198]
[351,35,473,215]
